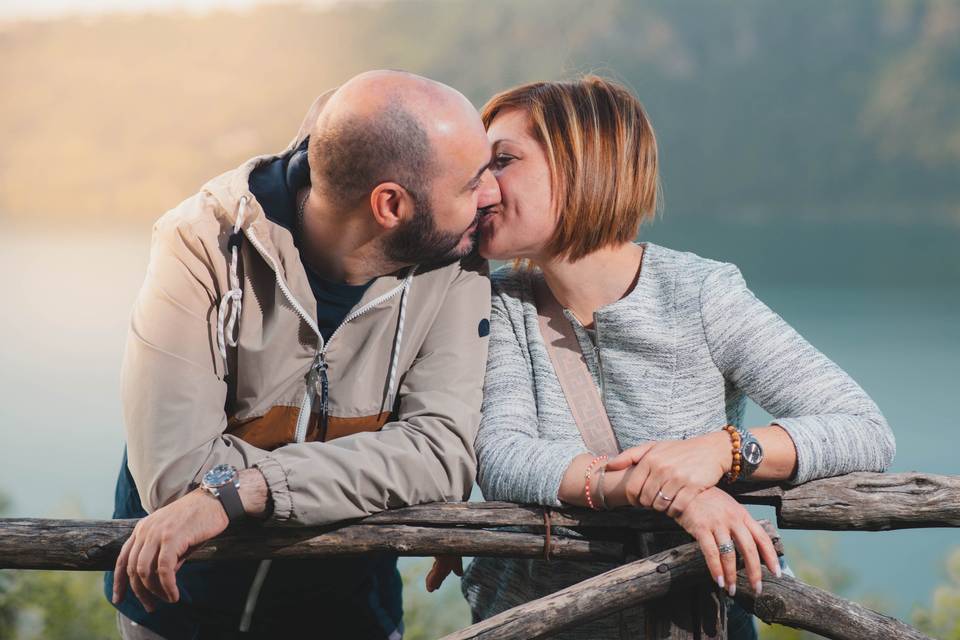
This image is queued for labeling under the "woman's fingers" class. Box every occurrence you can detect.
[425,555,463,592]
[665,486,696,519]
[623,463,650,507]
[638,468,666,508]
[715,529,738,596]
[693,528,725,591]
[730,523,762,594]
[650,480,683,513]
[605,443,655,471]
[744,516,781,578]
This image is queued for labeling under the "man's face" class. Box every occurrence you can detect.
[384,116,501,266]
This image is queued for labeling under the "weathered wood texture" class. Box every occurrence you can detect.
[1,472,956,571]
[441,523,784,640]
[375,472,960,531]
[0,520,623,571]
[734,568,933,640]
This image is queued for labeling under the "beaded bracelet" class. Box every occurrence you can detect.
[584,454,608,510]
[722,424,742,483]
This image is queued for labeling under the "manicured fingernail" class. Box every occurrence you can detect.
[775,565,782,578]
[717,575,724,589]
[728,583,736,597]
[754,581,762,595]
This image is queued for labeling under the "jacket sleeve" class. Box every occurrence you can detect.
[699,263,896,485]
[122,200,272,513]
[473,290,589,508]
[253,265,491,526]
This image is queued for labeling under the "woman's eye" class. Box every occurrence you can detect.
[492,154,515,169]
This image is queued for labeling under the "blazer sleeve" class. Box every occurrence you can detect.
[473,290,589,508]
[699,263,896,485]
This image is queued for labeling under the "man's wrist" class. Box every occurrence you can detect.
[238,468,271,519]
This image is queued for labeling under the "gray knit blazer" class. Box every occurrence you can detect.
[461,242,895,638]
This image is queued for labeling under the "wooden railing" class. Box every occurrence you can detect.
[2,472,957,639]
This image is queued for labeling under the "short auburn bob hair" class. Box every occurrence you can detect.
[481,75,660,262]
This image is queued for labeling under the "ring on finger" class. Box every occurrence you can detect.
[656,490,674,502]
[717,540,736,555]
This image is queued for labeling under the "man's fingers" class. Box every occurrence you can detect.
[157,543,181,604]
[135,538,168,603]
[112,533,135,604]
[453,556,464,577]
[127,537,159,613]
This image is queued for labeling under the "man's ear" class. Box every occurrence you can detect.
[369,182,413,230]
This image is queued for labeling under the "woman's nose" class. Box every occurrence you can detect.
[477,169,501,210]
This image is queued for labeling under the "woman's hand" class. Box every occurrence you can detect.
[604,431,732,515]
[425,555,463,592]
[673,486,781,596]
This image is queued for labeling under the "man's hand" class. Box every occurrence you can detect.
[112,489,229,611]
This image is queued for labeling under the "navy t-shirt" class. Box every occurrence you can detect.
[248,136,373,341]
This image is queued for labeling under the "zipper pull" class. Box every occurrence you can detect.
[315,355,330,441]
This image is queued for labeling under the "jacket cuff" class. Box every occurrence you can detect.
[254,456,294,522]
[769,417,832,486]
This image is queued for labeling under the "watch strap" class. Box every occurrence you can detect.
[217,479,246,523]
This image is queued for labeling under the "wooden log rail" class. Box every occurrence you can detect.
[0,472,955,640]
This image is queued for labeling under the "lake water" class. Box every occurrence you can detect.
[0,228,956,621]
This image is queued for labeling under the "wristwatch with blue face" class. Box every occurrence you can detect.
[200,464,245,523]
[737,427,764,479]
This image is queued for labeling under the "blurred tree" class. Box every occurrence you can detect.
[913,548,960,640]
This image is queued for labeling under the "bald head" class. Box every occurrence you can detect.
[307,70,484,210]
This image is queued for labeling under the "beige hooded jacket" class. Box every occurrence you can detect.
[121,91,491,526]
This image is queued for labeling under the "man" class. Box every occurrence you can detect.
[105,70,500,639]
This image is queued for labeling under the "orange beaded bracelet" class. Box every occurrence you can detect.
[722,424,742,483]
[584,454,608,510]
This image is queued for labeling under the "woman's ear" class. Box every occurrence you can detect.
[369,182,413,231]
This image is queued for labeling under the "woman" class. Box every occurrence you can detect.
[428,76,895,638]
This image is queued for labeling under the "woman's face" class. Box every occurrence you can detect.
[478,109,557,261]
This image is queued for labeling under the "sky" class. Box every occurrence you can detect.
[0,0,361,21]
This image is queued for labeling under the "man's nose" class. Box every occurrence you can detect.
[477,169,501,209]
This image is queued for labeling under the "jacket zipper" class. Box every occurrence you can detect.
[243,223,411,444]
[292,275,412,444]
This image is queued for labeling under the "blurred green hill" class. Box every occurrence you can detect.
[0,0,958,231]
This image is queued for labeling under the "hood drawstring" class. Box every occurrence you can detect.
[216,196,247,373]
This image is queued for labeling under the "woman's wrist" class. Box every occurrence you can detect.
[703,429,735,475]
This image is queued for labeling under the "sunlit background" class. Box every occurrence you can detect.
[1,1,958,638]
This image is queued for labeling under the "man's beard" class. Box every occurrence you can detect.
[384,194,478,266]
